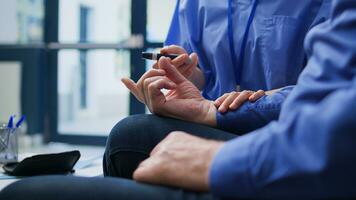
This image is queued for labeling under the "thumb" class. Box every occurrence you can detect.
[190,53,199,66]
[121,78,144,103]
[158,57,186,84]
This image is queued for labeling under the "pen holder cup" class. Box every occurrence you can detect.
[0,123,18,164]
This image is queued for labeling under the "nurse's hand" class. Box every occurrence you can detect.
[158,45,205,90]
[142,57,217,127]
[214,90,266,113]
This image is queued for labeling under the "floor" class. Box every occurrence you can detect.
[0,142,105,191]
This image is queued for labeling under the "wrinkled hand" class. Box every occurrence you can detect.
[133,131,224,192]
[131,57,216,126]
[214,90,266,113]
[121,69,167,104]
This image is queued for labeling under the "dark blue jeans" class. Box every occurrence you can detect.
[103,114,237,179]
[1,115,237,200]
[0,176,219,200]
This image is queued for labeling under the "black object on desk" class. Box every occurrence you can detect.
[2,151,80,176]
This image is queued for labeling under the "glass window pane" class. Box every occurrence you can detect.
[0,0,44,44]
[59,0,131,43]
[58,50,130,136]
[0,62,22,122]
[147,0,176,43]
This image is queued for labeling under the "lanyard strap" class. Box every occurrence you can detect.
[228,0,259,85]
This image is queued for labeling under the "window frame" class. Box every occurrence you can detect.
[0,0,167,146]
[46,0,164,145]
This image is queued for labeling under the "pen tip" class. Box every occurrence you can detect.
[142,52,152,59]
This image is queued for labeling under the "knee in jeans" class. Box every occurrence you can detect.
[104,115,157,177]
[105,115,156,154]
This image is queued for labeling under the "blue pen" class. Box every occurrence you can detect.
[15,116,26,128]
[7,115,14,129]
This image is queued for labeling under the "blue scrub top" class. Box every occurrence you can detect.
[210,0,356,197]
[166,0,331,100]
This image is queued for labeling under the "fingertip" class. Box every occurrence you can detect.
[258,89,265,94]
[160,57,174,69]
[132,168,143,181]
[121,79,133,90]
[152,63,159,69]
[218,106,226,113]
[121,77,133,84]
[158,56,169,64]
[229,103,238,110]
[160,48,167,53]
[181,54,190,62]
[191,53,198,62]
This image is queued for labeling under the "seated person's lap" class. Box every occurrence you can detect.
[103,114,237,178]
[0,176,218,200]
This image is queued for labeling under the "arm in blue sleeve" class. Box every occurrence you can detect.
[216,86,293,134]
[211,87,356,198]
[164,0,193,53]
[210,0,356,198]
[164,0,181,46]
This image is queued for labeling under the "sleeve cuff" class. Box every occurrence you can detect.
[209,132,257,198]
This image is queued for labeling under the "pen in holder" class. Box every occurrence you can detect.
[0,123,19,164]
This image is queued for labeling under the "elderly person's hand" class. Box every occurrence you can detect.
[123,56,217,126]
[121,69,167,104]
[133,131,224,192]
[144,57,217,126]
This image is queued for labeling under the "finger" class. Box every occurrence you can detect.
[147,77,177,105]
[143,76,176,95]
[180,53,198,73]
[214,93,230,107]
[160,45,186,55]
[137,69,166,100]
[249,90,266,102]
[179,63,195,77]
[121,78,144,103]
[158,57,186,84]
[189,53,199,67]
[171,54,190,68]
[137,69,166,85]
[178,53,199,77]
[142,76,175,105]
[230,91,254,110]
[218,92,240,113]
[133,157,161,183]
[152,62,159,69]
[143,76,176,107]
